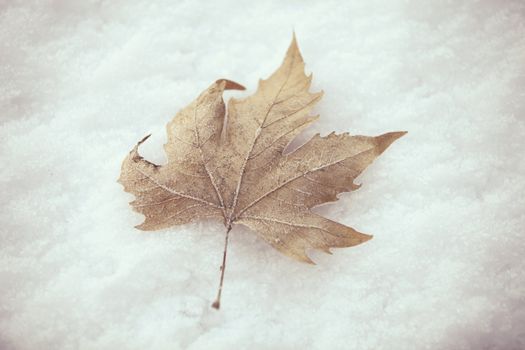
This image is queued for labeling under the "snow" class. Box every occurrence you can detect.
[1,0,525,349]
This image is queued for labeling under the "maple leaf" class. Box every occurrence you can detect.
[118,35,406,309]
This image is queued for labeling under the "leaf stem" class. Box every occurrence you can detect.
[211,225,232,310]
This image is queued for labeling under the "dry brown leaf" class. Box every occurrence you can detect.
[118,35,406,309]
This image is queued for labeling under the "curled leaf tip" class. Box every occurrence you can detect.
[216,79,246,91]
[138,134,152,144]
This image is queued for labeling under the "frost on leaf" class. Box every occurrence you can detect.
[118,35,405,308]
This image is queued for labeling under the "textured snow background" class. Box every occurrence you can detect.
[1,0,525,349]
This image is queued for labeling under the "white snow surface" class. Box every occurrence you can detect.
[1,1,525,349]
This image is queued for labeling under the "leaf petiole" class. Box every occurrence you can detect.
[211,225,232,310]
